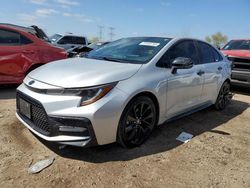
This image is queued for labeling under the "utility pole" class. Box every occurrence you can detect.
[98,25,104,41]
[109,27,115,41]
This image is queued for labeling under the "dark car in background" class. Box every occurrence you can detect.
[0,24,67,84]
[221,39,250,86]
[67,41,110,58]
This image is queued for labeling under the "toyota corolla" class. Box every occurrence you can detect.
[16,37,231,148]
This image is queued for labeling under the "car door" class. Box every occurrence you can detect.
[196,41,224,103]
[0,28,23,83]
[158,40,205,118]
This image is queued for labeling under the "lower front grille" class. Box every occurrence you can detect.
[17,92,51,136]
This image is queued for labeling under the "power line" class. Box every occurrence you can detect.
[109,27,115,41]
[98,25,104,41]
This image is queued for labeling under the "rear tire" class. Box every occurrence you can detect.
[117,96,157,148]
[214,81,231,110]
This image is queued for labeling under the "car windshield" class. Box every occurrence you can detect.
[50,34,62,43]
[223,40,250,50]
[86,37,171,64]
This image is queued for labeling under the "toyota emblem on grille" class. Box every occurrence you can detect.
[28,80,35,85]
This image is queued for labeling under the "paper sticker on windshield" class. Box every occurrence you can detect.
[139,42,160,47]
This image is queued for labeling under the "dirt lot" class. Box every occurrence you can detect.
[0,86,249,188]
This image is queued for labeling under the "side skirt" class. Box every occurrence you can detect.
[159,102,213,126]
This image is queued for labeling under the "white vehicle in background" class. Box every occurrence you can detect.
[50,34,88,50]
[16,37,232,148]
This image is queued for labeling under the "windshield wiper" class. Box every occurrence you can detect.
[102,57,122,62]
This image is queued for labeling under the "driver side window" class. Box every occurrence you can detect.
[157,40,199,68]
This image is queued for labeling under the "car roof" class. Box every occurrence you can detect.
[0,23,49,41]
[0,23,37,34]
[61,34,87,38]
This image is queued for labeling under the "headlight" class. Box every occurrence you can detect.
[26,82,117,106]
[45,83,117,106]
[79,83,116,106]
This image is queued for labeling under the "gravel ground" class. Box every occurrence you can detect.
[0,85,249,188]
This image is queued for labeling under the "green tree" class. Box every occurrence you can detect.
[205,32,228,48]
[89,37,99,43]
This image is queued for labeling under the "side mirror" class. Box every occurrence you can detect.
[171,57,193,74]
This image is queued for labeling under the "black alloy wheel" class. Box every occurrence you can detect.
[215,81,231,110]
[117,96,157,148]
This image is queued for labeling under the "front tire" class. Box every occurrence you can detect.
[117,96,157,148]
[214,81,231,110]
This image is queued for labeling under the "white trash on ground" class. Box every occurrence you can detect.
[28,157,55,174]
[176,132,193,143]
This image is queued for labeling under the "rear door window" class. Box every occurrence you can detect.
[0,29,20,45]
[197,41,215,64]
[73,37,86,45]
[211,48,223,62]
[58,36,73,44]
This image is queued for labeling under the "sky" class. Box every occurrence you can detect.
[0,0,250,41]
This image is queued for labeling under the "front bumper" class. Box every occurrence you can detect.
[16,91,97,147]
[16,80,128,146]
[231,70,250,87]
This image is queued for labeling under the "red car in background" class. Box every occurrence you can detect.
[221,39,250,87]
[0,24,67,84]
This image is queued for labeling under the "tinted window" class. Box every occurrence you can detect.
[211,48,223,62]
[20,35,33,45]
[0,29,20,45]
[197,42,214,64]
[158,40,199,67]
[73,37,86,45]
[58,36,73,44]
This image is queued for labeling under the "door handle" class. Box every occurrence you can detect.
[218,66,223,71]
[197,70,205,76]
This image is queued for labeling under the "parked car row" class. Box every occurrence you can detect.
[0,23,108,84]
[0,23,67,84]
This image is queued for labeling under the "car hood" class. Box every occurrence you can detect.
[221,50,250,59]
[28,58,142,88]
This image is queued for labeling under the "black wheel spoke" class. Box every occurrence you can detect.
[140,103,145,117]
[133,105,139,119]
[142,120,152,128]
[143,113,153,121]
[127,129,137,141]
[142,105,151,117]
[125,124,134,133]
[127,115,137,122]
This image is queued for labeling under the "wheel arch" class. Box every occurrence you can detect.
[123,91,160,125]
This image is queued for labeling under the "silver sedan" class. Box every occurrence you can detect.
[16,37,232,148]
